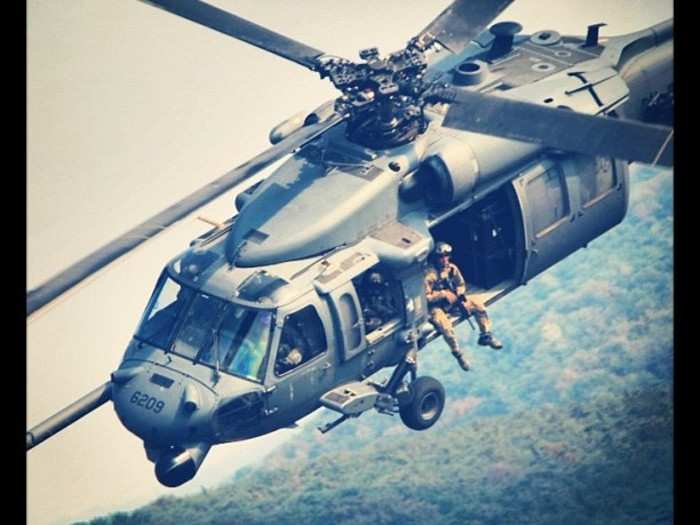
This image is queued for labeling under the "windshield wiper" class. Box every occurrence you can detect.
[212,327,222,382]
[193,305,227,369]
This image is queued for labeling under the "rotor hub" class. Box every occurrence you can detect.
[318,45,431,149]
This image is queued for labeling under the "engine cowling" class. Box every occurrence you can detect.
[416,136,479,208]
[268,111,307,145]
[268,100,338,144]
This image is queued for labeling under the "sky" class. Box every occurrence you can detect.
[26,1,673,524]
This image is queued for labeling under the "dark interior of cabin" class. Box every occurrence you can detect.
[429,187,520,291]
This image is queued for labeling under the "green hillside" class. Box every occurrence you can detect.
[80,386,672,525]
[80,166,673,525]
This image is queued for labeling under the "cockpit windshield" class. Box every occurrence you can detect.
[194,304,273,382]
[136,273,195,350]
[171,292,227,359]
[135,273,274,382]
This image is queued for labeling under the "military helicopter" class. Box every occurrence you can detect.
[27,0,673,491]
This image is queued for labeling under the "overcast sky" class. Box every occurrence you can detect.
[27,1,673,524]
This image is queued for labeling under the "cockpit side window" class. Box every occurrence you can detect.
[135,273,194,350]
[275,305,327,376]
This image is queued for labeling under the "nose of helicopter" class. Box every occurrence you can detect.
[111,364,218,486]
[111,365,217,444]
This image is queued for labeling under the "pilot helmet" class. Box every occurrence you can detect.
[434,242,453,257]
[368,272,384,285]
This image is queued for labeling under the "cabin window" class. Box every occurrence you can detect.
[275,305,327,376]
[527,166,569,236]
[579,157,617,207]
[355,267,402,335]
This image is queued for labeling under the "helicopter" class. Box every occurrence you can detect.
[26,0,673,495]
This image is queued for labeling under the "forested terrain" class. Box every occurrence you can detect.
[80,166,673,525]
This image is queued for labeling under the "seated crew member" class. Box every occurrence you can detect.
[424,242,503,372]
[362,271,396,332]
[275,318,308,374]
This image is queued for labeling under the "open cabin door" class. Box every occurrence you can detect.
[314,250,380,362]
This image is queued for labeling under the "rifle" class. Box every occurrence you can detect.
[456,293,477,331]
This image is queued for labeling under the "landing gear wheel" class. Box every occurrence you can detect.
[399,376,445,431]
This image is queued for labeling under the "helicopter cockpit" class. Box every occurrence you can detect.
[135,271,274,382]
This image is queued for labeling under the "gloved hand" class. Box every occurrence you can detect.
[283,348,303,367]
[443,290,458,305]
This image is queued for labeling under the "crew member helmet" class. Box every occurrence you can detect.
[434,242,452,256]
[368,272,384,285]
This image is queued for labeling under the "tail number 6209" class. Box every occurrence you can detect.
[130,391,165,413]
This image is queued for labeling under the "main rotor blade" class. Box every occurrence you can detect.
[416,0,514,53]
[27,113,344,316]
[441,89,673,167]
[141,0,326,70]
[27,382,112,450]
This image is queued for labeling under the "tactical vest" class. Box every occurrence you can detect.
[432,264,460,293]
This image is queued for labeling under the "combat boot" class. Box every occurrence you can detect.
[452,350,471,371]
[478,332,503,350]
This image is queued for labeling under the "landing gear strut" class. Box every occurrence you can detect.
[383,348,445,431]
[318,346,446,433]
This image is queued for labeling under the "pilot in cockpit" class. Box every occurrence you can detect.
[275,317,308,375]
